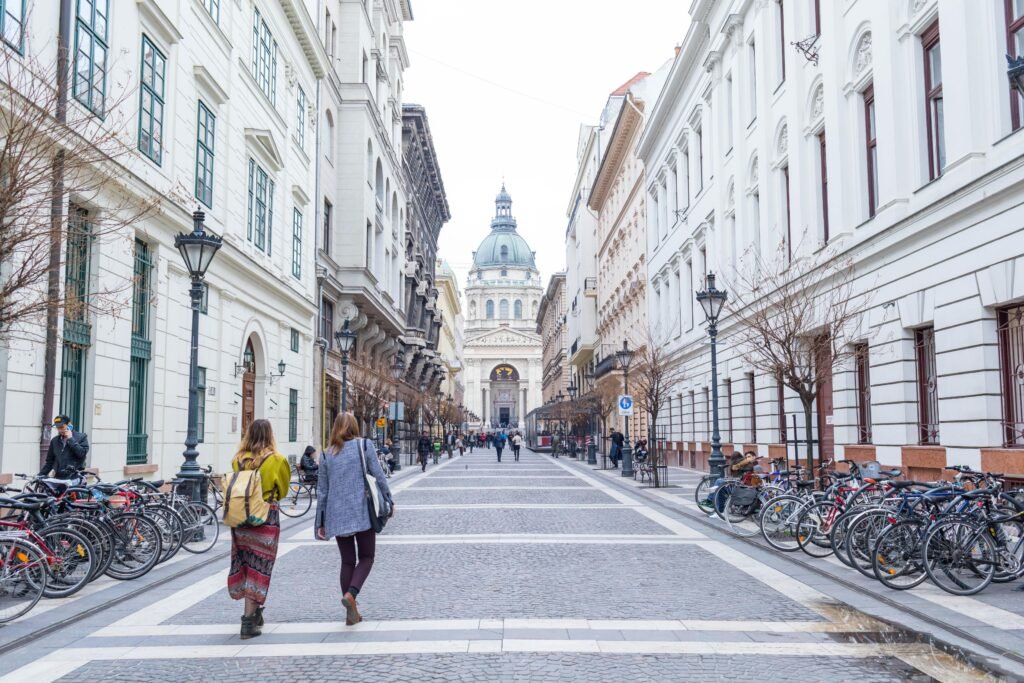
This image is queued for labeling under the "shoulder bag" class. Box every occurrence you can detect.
[357,439,390,533]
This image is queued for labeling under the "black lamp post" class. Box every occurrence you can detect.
[567,378,578,458]
[616,340,636,478]
[174,209,222,501]
[583,368,598,465]
[334,319,355,412]
[696,272,729,479]
[390,354,404,471]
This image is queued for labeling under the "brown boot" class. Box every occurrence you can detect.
[240,614,262,640]
[342,592,362,626]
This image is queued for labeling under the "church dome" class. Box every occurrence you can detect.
[472,184,537,269]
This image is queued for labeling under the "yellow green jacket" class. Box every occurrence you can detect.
[232,452,291,502]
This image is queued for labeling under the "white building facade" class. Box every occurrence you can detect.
[639,0,1024,481]
[463,187,544,429]
[0,0,326,482]
[435,258,465,405]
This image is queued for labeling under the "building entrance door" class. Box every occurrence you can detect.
[499,407,511,426]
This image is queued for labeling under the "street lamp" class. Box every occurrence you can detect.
[696,271,729,479]
[566,378,579,458]
[389,353,404,471]
[616,340,636,478]
[334,319,355,412]
[584,368,598,465]
[174,208,222,501]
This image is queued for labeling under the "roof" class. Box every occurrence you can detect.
[471,185,537,270]
[610,72,651,96]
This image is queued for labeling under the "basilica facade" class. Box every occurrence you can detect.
[463,187,544,429]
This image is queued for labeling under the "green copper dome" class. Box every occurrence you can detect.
[472,185,537,270]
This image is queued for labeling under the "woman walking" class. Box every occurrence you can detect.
[316,413,395,625]
[228,419,291,640]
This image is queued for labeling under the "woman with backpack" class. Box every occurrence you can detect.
[226,419,291,640]
[316,413,395,626]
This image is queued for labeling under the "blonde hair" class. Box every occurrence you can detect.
[234,418,277,467]
[327,413,361,450]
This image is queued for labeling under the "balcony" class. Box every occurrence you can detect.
[593,354,619,379]
[584,277,597,297]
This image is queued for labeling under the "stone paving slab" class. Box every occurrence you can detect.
[384,507,668,536]
[409,477,591,488]
[168,542,823,624]
[57,653,929,682]
[397,488,620,505]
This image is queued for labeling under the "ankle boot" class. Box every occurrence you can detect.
[240,614,262,640]
[255,606,264,627]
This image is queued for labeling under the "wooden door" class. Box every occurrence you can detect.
[242,372,255,434]
[815,340,835,464]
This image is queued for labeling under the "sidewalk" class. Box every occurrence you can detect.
[552,452,1024,680]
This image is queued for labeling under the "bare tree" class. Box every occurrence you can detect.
[726,246,869,474]
[630,331,687,487]
[346,351,393,435]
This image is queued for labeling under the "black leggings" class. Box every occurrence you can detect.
[336,529,376,597]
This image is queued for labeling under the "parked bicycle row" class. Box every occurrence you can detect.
[694,456,1024,597]
[0,469,220,624]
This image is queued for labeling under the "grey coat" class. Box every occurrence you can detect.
[315,438,394,538]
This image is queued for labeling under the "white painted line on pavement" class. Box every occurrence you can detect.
[912,583,1024,630]
[403,486,590,490]
[399,504,640,510]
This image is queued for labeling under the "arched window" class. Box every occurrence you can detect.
[500,245,508,261]
[499,299,509,318]
[500,269,508,277]
[366,140,373,182]
[514,299,523,319]
[486,300,494,319]
[375,159,384,206]
[325,111,335,162]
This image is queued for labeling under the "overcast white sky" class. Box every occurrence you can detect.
[403,0,690,293]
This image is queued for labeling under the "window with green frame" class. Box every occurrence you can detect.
[290,328,299,353]
[291,207,302,279]
[60,206,92,429]
[296,86,306,148]
[196,367,207,443]
[203,0,219,24]
[195,101,216,207]
[1,0,26,51]
[127,239,153,464]
[73,0,109,116]
[251,8,278,104]
[138,35,166,164]
[247,158,274,253]
[288,388,298,442]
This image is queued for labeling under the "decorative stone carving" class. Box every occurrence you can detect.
[727,181,735,209]
[776,123,788,157]
[749,156,759,186]
[811,83,824,120]
[911,0,928,15]
[854,33,872,76]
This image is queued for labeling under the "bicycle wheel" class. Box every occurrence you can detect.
[105,512,162,580]
[923,518,996,596]
[759,495,808,552]
[39,526,96,598]
[829,508,871,568]
[0,538,47,623]
[145,504,185,564]
[992,518,1023,583]
[873,518,929,590]
[693,476,715,515]
[60,516,110,583]
[796,501,839,558]
[719,489,762,538]
[179,501,219,554]
[846,509,894,578]
[280,482,313,518]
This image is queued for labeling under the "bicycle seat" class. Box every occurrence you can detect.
[147,480,165,489]
[880,469,902,478]
[775,470,790,476]
[888,480,918,489]
[91,483,124,495]
[795,480,816,488]
[0,496,45,511]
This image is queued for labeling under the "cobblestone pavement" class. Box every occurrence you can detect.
[2,447,1008,681]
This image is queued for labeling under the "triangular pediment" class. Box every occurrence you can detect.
[466,326,541,347]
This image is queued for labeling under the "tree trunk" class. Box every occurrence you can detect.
[650,417,659,488]
[801,396,815,477]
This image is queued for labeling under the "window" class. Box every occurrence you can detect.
[500,269,508,277]
[782,165,792,262]
[725,74,734,151]
[288,389,298,442]
[127,239,153,464]
[725,378,733,443]
[199,282,209,314]
[922,21,944,180]
[1,0,25,50]
[196,367,207,443]
[695,124,704,191]
[290,328,300,352]
[997,304,1024,447]
[499,299,509,319]
[137,36,166,164]
[747,373,757,442]
[854,343,872,444]
[514,299,523,319]
[748,38,757,122]
[703,387,710,440]
[251,7,278,104]
[325,110,334,162]
[73,0,108,116]
[296,86,306,148]
[689,390,696,441]
[321,298,334,348]
[202,0,219,23]
[291,208,302,279]
[777,378,787,443]
[751,190,761,257]
[195,102,216,207]
[864,85,878,217]
[485,300,494,319]
[812,0,821,36]
[500,245,509,261]
[777,0,786,83]
[247,159,274,253]
[60,207,92,429]
[1008,0,1024,129]
[915,326,940,445]
[818,130,829,243]
[322,199,332,255]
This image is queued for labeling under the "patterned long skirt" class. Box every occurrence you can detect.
[227,506,280,604]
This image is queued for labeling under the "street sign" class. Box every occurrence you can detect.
[376,417,387,429]
[389,401,405,421]
[618,395,634,416]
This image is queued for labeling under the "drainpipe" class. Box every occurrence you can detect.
[39,0,74,467]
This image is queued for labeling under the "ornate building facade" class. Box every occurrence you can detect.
[463,187,544,429]
[435,258,465,405]
[537,273,568,404]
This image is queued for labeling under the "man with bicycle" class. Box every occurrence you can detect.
[39,415,89,479]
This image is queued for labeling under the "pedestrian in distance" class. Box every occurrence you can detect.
[495,431,507,462]
[38,415,90,479]
[416,431,432,472]
[382,438,397,475]
[456,435,465,456]
[298,445,319,483]
[227,419,291,640]
[468,432,475,453]
[432,436,442,464]
[316,413,395,626]
[609,428,624,469]
[512,432,522,462]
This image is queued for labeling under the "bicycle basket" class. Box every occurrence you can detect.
[858,461,882,479]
